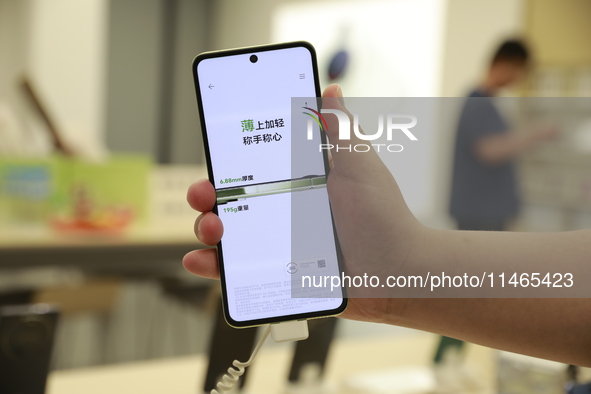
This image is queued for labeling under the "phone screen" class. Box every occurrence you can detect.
[194,43,345,326]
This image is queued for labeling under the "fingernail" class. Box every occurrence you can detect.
[336,85,345,106]
[196,217,203,239]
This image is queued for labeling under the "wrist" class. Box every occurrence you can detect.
[376,223,436,326]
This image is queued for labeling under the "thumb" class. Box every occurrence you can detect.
[321,84,384,177]
[321,84,349,141]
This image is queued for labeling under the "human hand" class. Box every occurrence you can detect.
[183,84,424,324]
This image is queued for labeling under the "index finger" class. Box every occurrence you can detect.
[187,179,216,212]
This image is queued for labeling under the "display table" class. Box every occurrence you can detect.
[0,223,204,271]
[47,331,497,394]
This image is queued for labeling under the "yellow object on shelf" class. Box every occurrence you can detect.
[0,155,152,233]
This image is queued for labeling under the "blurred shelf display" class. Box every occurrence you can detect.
[526,67,591,98]
[0,154,152,232]
[0,162,207,269]
[513,83,591,231]
[520,144,591,231]
[522,149,591,210]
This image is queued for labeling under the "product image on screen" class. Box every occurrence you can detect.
[195,43,345,326]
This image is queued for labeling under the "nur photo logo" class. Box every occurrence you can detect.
[302,107,419,153]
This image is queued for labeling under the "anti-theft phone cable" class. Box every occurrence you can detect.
[210,320,309,394]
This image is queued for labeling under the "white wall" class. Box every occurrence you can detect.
[209,0,278,50]
[211,0,524,96]
[0,0,33,155]
[272,0,446,97]
[271,0,447,221]
[169,0,208,164]
[440,0,525,97]
[27,0,109,157]
[0,0,29,104]
[103,0,164,158]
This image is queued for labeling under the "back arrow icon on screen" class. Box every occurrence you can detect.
[208,84,214,89]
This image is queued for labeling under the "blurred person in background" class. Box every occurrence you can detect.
[441,38,558,364]
[449,38,557,233]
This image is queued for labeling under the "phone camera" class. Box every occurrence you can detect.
[250,54,258,63]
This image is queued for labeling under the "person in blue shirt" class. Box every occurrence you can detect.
[449,39,557,232]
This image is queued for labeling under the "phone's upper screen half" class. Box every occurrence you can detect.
[195,45,344,325]
[197,46,324,189]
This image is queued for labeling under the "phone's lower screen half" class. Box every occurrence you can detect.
[218,186,343,323]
